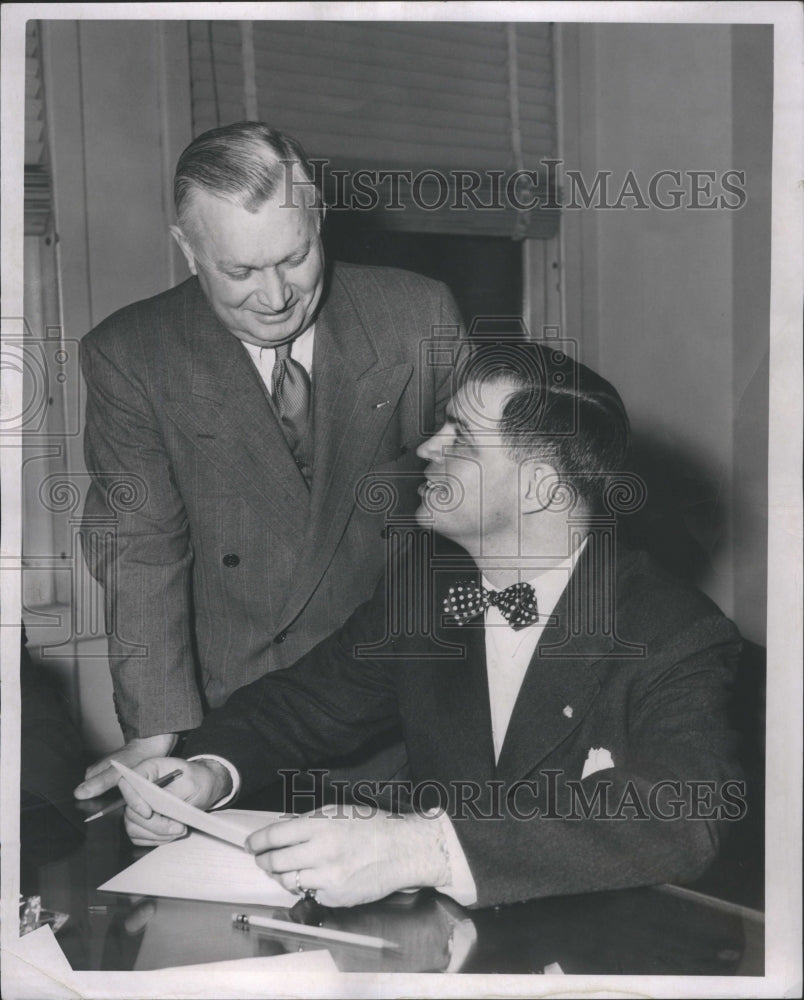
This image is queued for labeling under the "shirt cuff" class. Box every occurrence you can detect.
[186,754,240,809]
[428,810,478,907]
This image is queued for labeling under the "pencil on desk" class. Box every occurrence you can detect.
[232,912,400,951]
[84,768,183,822]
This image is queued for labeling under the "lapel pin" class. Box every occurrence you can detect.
[372,400,391,409]
[562,705,573,718]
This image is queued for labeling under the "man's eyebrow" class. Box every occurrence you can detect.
[445,406,472,433]
[217,241,311,272]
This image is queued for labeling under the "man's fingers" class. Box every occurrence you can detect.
[251,843,313,876]
[83,746,142,782]
[117,762,183,817]
[117,777,154,819]
[246,816,309,855]
[74,766,119,800]
[124,808,186,843]
[84,756,114,781]
[75,747,159,799]
[123,899,157,935]
[129,758,166,783]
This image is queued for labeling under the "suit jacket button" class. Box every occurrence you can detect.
[274,630,288,644]
[222,553,240,567]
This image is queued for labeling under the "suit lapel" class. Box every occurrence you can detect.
[276,272,414,627]
[422,559,495,780]
[494,544,613,783]
[431,583,497,783]
[163,282,310,544]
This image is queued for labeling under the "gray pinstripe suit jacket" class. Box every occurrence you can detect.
[80,263,463,740]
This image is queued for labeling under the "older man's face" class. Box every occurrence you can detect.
[173,187,325,347]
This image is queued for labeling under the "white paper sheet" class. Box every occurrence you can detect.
[110,760,253,847]
[99,809,297,907]
[74,950,340,1000]
[11,923,73,974]
[5,922,337,1000]
[4,925,76,1000]
[156,949,338,974]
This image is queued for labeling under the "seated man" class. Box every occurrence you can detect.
[117,343,743,910]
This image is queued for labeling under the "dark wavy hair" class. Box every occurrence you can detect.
[456,341,631,514]
[174,121,320,227]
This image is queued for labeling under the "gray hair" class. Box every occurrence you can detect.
[174,121,321,229]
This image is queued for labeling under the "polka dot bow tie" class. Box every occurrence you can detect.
[443,581,540,631]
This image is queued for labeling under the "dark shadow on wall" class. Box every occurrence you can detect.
[622,431,728,591]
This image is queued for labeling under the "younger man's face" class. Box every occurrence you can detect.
[416,379,523,553]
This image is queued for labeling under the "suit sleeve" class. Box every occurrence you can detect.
[453,618,744,908]
[181,584,401,787]
[80,330,202,738]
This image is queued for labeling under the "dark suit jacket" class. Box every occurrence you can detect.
[19,630,86,887]
[80,264,463,739]
[184,535,743,908]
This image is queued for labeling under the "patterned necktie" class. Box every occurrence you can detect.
[443,580,539,631]
[271,342,312,472]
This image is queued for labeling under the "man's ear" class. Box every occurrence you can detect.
[169,225,197,276]
[521,460,563,514]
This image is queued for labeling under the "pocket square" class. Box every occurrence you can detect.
[581,746,615,780]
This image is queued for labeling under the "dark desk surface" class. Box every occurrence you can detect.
[24,799,764,978]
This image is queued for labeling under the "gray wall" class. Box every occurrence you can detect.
[560,23,770,644]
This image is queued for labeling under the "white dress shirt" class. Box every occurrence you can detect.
[435,540,587,904]
[195,541,587,908]
[483,546,585,763]
[241,324,315,393]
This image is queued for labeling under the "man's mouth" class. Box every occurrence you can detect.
[418,476,442,501]
[250,302,297,321]
[418,473,464,516]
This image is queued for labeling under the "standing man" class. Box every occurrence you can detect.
[74,122,464,797]
[118,344,743,908]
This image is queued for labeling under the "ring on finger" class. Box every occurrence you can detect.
[295,870,303,895]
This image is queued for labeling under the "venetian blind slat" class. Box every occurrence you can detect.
[189,19,557,239]
[24,21,52,235]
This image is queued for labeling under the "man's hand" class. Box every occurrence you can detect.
[119,757,232,847]
[246,805,449,908]
[74,733,178,799]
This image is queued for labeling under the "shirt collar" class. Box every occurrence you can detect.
[242,323,315,365]
[481,536,588,629]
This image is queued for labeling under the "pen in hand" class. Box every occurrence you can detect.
[84,768,183,823]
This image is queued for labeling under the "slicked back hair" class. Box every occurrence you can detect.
[456,341,631,515]
[174,121,320,231]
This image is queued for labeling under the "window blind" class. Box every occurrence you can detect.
[25,20,52,236]
[189,20,558,239]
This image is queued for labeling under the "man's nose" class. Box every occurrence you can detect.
[416,428,445,461]
[254,269,292,312]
